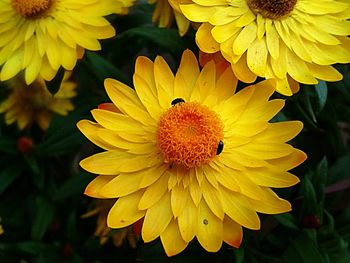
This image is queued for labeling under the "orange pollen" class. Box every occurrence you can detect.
[157,102,224,169]
[247,0,297,20]
[11,0,53,18]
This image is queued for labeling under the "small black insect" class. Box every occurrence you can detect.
[216,140,224,155]
[171,98,185,106]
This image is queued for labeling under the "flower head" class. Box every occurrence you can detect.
[0,0,134,84]
[180,0,350,95]
[78,50,306,256]
[150,0,191,36]
[0,74,76,130]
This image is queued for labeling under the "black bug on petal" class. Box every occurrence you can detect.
[171,98,185,106]
[216,140,224,155]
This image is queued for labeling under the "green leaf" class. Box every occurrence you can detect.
[0,138,17,154]
[234,248,245,263]
[312,157,327,216]
[117,27,194,57]
[0,163,24,194]
[31,196,55,241]
[301,176,318,215]
[16,241,56,255]
[45,67,65,95]
[84,51,128,84]
[53,172,93,201]
[315,81,328,113]
[24,156,44,189]
[274,213,299,230]
[283,231,327,263]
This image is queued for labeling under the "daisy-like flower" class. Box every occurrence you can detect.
[0,74,76,130]
[149,0,191,36]
[180,0,350,95]
[0,0,134,85]
[78,50,306,256]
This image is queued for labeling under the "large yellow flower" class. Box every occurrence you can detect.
[0,74,76,130]
[180,0,350,95]
[0,0,134,85]
[149,0,191,36]
[78,50,306,256]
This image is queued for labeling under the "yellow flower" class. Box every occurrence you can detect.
[81,200,138,248]
[78,50,306,256]
[0,0,134,85]
[149,0,191,36]
[180,0,350,95]
[0,74,76,130]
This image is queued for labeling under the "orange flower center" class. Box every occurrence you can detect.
[157,101,224,169]
[247,0,297,20]
[11,0,53,18]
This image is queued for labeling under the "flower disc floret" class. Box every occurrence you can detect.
[247,0,297,19]
[12,0,53,18]
[157,101,223,169]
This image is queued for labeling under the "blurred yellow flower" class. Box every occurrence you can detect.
[0,74,76,130]
[78,50,306,256]
[82,200,138,248]
[180,0,350,95]
[0,0,134,85]
[149,0,191,36]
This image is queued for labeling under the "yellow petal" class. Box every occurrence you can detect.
[171,184,189,218]
[80,151,159,175]
[107,190,145,228]
[142,192,172,242]
[153,56,174,109]
[138,172,169,210]
[254,121,303,143]
[233,22,257,55]
[196,200,223,252]
[201,177,224,219]
[84,175,115,198]
[196,23,220,53]
[104,78,154,125]
[134,73,162,120]
[247,188,292,214]
[178,197,198,242]
[220,186,261,230]
[247,38,268,76]
[180,4,219,22]
[243,168,300,188]
[231,53,257,83]
[91,109,147,135]
[99,171,144,198]
[266,25,279,59]
[268,149,307,170]
[160,218,188,257]
[216,67,238,101]
[223,216,243,248]
[77,120,115,150]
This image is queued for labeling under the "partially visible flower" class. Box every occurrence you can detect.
[0,0,134,84]
[0,222,3,236]
[180,0,350,95]
[82,200,138,248]
[78,50,306,256]
[0,74,76,130]
[149,0,191,36]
